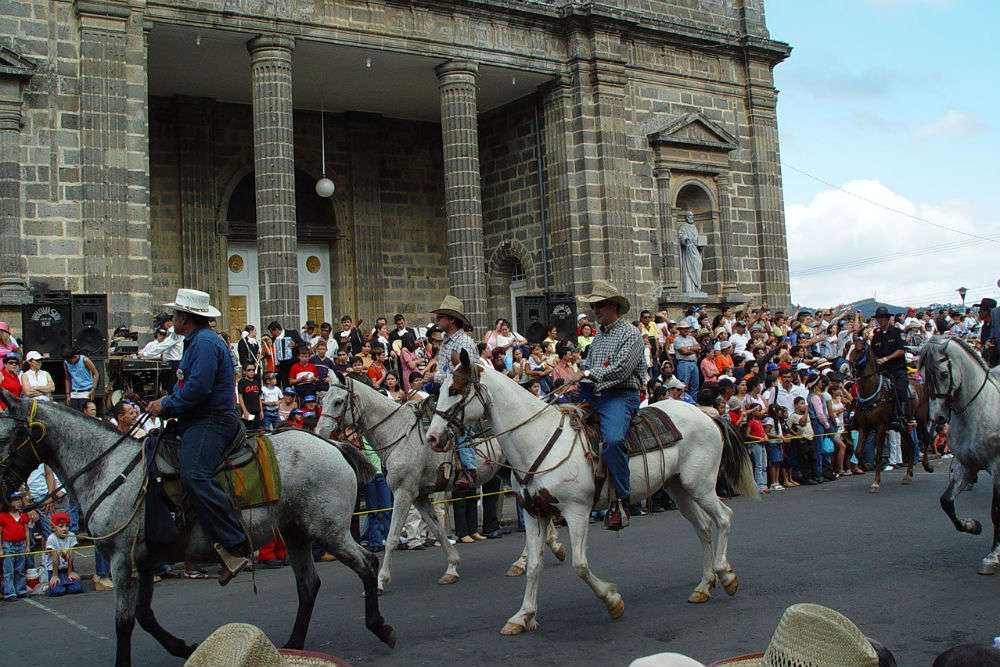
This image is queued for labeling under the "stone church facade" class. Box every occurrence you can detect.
[0,0,792,337]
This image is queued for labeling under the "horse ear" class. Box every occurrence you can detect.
[458,348,471,370]
[451,350,461,369]
[0,389,20,413]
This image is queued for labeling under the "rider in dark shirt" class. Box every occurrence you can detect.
[870,306,910,428]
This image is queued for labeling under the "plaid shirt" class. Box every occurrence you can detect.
[434,329,479,383]
[586,317,646,394]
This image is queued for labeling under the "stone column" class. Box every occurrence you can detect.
[715,171,739,292]
[346,111,386,322]
[248,35,299,329]
[652,163,678,291]
[435,60,487,331]
[0,69,32,306]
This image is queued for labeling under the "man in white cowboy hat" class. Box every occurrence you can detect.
[428,295,481,486]
[566,280,645,531]
[148,289,250,585]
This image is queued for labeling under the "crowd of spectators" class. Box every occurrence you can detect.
[0,297,981,597]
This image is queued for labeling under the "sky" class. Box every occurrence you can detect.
[765,0,1000,309]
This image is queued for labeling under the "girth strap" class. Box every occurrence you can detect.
[513,412,565,488]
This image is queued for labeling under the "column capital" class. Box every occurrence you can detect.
[653,164,671,182]
[435,60,478,83]
[247,34,295,57]
[0,107,21,132]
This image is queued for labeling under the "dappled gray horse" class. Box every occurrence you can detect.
[0,393,396,667]
[920,336,1000,574]
[318,376,565,592]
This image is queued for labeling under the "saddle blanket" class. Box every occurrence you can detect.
[153,432,282,511]
[582,404,682,459]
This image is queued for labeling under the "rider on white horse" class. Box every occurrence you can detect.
[566,280,645,531]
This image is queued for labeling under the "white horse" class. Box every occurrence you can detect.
[920,336,1000,574]
[317,376,565,592]
[425,350,758,635]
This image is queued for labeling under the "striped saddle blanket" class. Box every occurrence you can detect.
[581,404,682,458]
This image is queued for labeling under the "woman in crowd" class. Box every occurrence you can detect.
[237,325,260,369]
[398,335,420,393]
[700,348,720,383]
[0,322,19,359]
[807,376,833,480]
[577,323,595,352]
[382,372,406,404]
[510,346,526,385]
[1,353,22,397]
[259,334,276,375]
[19,351,54,401]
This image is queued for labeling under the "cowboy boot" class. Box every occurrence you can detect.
[215,542,250,586]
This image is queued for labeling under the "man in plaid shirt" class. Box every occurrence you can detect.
[568,280,646,530]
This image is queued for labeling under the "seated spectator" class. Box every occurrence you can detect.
[1,353,22,398]
[277,388,298,422]
[346,355,374,388]
[289,347,319,400]
[42,512,83,597]
[367,344,388,389]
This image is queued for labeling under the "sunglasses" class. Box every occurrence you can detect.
[5,360,18,365]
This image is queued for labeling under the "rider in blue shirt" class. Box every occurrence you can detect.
[149,289,248,585]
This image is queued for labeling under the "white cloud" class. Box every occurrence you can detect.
[787,180,1000,308]
[914,110,984,140]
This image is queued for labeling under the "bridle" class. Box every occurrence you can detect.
[926,338,990,419]
[433,371,489,444]
[328,379,422,454]
[849,341,887,405]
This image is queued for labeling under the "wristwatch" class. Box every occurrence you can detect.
[582,369,591,379]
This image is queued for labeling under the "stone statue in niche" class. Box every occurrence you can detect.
[678,210,707,295]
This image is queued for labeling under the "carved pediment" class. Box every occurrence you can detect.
[648,113,738,152]
[0,47,37,80]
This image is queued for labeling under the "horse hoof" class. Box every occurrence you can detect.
[505,564,525,577]
[607,597,625,619]
[869,484,880,494]
[500,622,524,635]
[553,545,567,562]
[687,591,710,604]
[970,520,983,535]
[977,560,999,575]
[924,463,935,473]
[723,575,739,597]
[437,573,460,585]
[901,476,912,485]
[379,625,397,648]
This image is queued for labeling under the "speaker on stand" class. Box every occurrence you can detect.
[21,300,73,359]
[72,294,108,359]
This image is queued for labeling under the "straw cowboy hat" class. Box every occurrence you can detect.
[709,603,889,667]
[184,623,348,667]
[431,295,469,326]
[581,280,631,315]
[165,288,222,318]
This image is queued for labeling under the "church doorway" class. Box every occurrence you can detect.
[509,261,526,327]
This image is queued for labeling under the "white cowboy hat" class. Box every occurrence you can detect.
[709,603,881,667]
[165,288,221,318]
[431,295,469,326]
[184,623,347,667]
[581,280,631,315]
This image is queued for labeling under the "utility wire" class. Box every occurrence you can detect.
[790,236,998,277]
[783,162,1000,247]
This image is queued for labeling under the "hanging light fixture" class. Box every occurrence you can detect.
[315,107,335,198]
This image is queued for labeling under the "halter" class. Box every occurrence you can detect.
[330,379,422,454]
[849,341,892,408]
[926,338,990,418]
[433,371,489,441]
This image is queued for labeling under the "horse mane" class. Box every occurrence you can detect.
[921,335,989,375]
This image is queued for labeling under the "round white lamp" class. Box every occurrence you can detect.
[315,176,335,198]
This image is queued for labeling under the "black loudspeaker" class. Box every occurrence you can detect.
[21,302,73,358]
[545,291,578,343]
[516,295,547,343]
[72,294,108,358]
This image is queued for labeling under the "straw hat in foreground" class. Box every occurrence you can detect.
[184,623,349,667]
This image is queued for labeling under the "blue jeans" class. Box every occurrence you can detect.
[47,570,84,597]
[750,443,767,489]
[362,474,392,548]
[592,389,640,501]
[456,434,477,471]
[177,410,247,551]
[675,360,699,394]
[2,540,27,598]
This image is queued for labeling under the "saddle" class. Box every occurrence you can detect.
[579,405,683,461]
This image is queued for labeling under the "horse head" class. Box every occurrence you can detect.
[426,348,486,453]
[919,336,971,428]
[0,391,48,502]
[318,376,351,439]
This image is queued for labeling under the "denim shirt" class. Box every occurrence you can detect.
[161,324,236,418]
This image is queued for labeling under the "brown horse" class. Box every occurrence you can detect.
[847,336,934,492]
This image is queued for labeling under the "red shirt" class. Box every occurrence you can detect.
[746,419,767,441]
[0,511,29,543]
[367,361,386,384]
[1,370,21,397]
[289,363,318,385]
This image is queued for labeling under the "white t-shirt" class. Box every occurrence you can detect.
[42,532,77,572]
[19,369,53,400]
[261,385,283,405]
[26,463,49,498]
[729,332,750,355]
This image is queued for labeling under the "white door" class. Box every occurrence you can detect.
[227,242,259,335]
[298,245,332,327]
[509,277,526,328]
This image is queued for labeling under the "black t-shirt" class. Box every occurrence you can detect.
[871,326,905,372]
[238,378,262,414]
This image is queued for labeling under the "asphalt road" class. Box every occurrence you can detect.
[2,466,998,667]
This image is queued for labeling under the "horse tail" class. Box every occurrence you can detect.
[333,440,376,487]
[712,415,760,501]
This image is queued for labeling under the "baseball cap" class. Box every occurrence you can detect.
[25,351,42,361]
[303,395,316,402]
[665,377,686,390]
[766,362,779,372]
[289,409,303,416]
[283,387,297,395]
[51,512,71,525]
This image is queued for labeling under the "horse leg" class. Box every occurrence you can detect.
[282,531,321,650]
[694,490,737,596]
[325,534,396,648]
[900,427,916,485]
[978,469,1000,575]
[134,567,196,657]
[939,461,981,534]
[411,495,461,585]
[544,516,566,562]
[917,412,935,473]
[111,554,138,667]
[500,511,545,635]
[870,423,887,492]
[665,480,715,603]
[377,487,414,592]
[562,506,623,619]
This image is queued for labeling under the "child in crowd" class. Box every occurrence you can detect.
[331,349,350,376]
[932,423,950,457]
[346,355,374,388]
[1,491,38,599]
[260,372,283,430]
[788,397,818,485]
[527,380,542,398]
[42,512,83,597]
[284,409,305,429]
[301,395,320,418]
[277,387,298,423]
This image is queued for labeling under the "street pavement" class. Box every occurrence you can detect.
[2,465,998,666]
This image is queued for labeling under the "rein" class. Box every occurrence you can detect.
[334,380,422,455]
[928,338,992,418]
